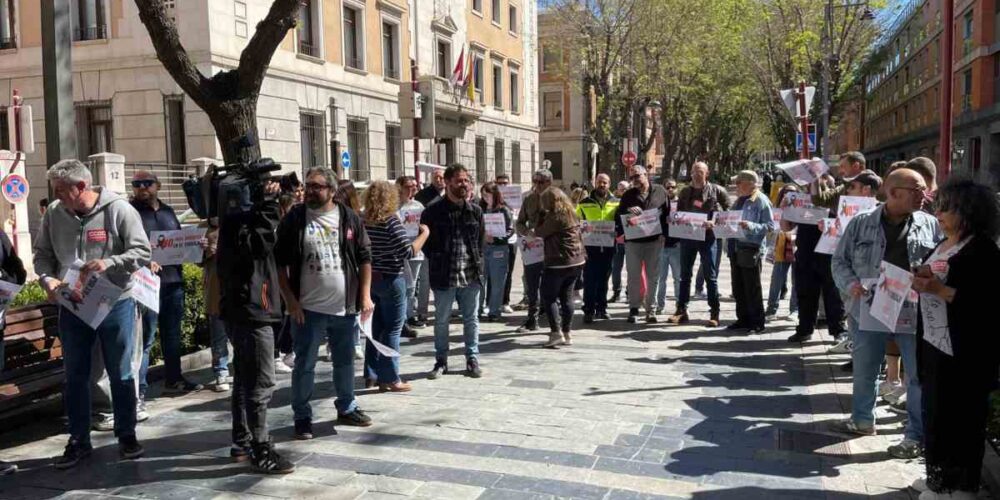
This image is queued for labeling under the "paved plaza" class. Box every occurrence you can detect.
[0,262,988,500]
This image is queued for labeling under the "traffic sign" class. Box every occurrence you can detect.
[622,151,637,167]
[779,86,815,120]
[341,150,351,170]
[2,174,29,203]
[796,124,817,153]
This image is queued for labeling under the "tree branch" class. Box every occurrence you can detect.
[133,0,212,106]
[238,0,304,96]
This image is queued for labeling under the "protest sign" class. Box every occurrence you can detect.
[581,220,615,247]
[782,192,827,225]
[398,206,424,238]
[868,262,916,332]
[777,158,830,186]
[836,196,877,228]
[0,279,23,322]
[131,267,161,313]
[859,278,917,334]
[359,310,401,357]
[58,261,124,329]
[498,186,523,211]
[668,212,708,241]
[713,211,744,239]
[151,226,207,266]
[520,236,545,265]
[620,208,663,241]
[771,208,783,223]
[814,218,841,255]
[484,213,507,238]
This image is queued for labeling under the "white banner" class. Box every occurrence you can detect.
[484,212,507,238]
[713,211,744,240]
[498,186,523,211]
[782,193,827,225]
[868,263,916,333]
[150,226,207,266]
[398,207,423,239]
[620,208,662,241]
[668,212,708,241]
[814,218,841,255]
[520,236,545,266]
[131,267,161,313]
[836,196,877,228]
[581,220,615,247]
[777,158,830,186]
[58,260,124,329]
[860,278,917,334]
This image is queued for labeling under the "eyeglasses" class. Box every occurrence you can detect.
[305,182,331,191]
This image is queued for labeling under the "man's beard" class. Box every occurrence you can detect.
[306,195,329,209]
[448,185,468,199]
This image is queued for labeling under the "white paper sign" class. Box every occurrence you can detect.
[359,311,401,357]
[581,220,615,247]
[484,213,507,238]
[668,212,708,241]
[814,218,841,255]
[398,207,424,239]
[0,279,24,321]
[58,261,124,329]
[131,267,161,314]
[520,236,545,265]
[713,211,744,240]
[836,196,877,228]
[781,193,828,225]
[151,226,208,266]
[777,158,830,186]
[498,186,523,211]
[920,240,967,355]
[771,208,784,224]
[869,262,915,333]
[620,208,662,241]
[859,278,917,334]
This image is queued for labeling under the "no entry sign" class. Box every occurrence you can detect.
[2,174,29,204]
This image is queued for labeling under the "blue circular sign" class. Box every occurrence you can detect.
[341,151,351,169]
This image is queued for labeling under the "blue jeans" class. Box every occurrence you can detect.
[292,311,358,418]
[365,275,407,383]
[611,243,625,293]
[484,245,509,317]
[138,281,184,395]
[678,239,721,313]
[432,283,481,362]
[852,330,922,441]
[655,245,681,311]
[60,298,138,442]
[208,314,230,378]
[766,261,798,314]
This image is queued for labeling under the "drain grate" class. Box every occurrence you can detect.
[775,429,852,456]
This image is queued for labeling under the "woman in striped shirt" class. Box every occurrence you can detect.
[361,181,430,392]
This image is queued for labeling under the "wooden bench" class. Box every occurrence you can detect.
[0,304,63,415]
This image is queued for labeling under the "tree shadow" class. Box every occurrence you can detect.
[689,486,911,500]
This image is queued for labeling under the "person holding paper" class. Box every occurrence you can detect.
[33,159,151,469]
[275,167,376,444]
[831,169,940,459]
[396,176,425,338]
[514,169,554,333]
[910,179,1000,499]
[765,185,799,320]
[415,167,446,206]
[421,164,486,379]
[725,171,774,333]
[479,182,514,322]
[361,181,430,393]
[669,162,731,327]
[653,177,681,315]
[610,181,629,303]
[130,171,204,402]
[494,174,517,313]
[0,227,26,476]
[576,174,618,323]
[615,166,669,324]
[535,188,586,348]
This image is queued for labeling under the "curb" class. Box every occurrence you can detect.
[146,346,216,383]
[982,441,1000,497]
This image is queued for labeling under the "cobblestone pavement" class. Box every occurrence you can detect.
[0,261,991,499]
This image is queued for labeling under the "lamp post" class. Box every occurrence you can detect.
[820,1,875,160]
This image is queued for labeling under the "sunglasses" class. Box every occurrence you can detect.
[131,180,155,188]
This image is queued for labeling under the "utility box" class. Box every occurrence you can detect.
[401,79,436,139]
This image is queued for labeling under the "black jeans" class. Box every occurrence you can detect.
[730,248,765,328]
[228,322,276,446]
[504,243,516,305]
[541,266,581,333]
[793,251,845,337]
[524,262,544,322]
[274,315,293,357]
[582,246,614,315]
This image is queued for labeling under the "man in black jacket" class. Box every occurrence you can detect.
[421,164,485,379]
[615,166,669,323]
[0,228,26,476]
[216,172,293,474]
[275,167,375,441]
[415,166,446,206]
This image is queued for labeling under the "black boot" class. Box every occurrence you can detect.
[251,441,295,474]
[517,308,539,332]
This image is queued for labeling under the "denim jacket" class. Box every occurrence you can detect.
[727,192,774,253]
[831,205,940,314]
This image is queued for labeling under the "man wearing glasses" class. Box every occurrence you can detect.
[514,169,553,332]
[615,166,670,324]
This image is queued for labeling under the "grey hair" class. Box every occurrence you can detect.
[735,170,759,185]
[532,169,553,182]
[47,159,93,187]
[840,151,866,167]
[305,166,337,187]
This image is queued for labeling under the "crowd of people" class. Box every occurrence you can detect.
[0,152,997,500]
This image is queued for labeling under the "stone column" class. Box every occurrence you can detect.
[89,152,126,195]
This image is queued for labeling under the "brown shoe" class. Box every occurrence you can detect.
[379,381,412,393]
[668,311,689,324]
[707,312,720,328]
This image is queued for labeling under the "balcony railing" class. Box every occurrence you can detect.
[962,39,973,57]
[74,25,108,42]
[298,40,318,58]
[961,94,972,112]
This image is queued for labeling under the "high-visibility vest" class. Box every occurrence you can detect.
[576,196,619,222]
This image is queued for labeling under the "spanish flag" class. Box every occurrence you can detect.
[465,51,476,101]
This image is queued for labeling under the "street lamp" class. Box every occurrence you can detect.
[951,141,966,166]
[821,1,875,161]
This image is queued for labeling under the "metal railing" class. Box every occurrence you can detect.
[298,40,318,57]
[122,163,199,213]
[74,25,108,42]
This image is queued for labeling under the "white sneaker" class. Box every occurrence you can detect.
[213,375,231,392]
[136,396,150,422]
[92,413,114,432]
[323,344,332,362]
[910,478,929,492]
[502,305,514,314]
[827,337,853,354]
[282,352,296,369]
[354,344,364,360]
[274,358,293,374]
[883,384,907,405]
[878,380,902,397]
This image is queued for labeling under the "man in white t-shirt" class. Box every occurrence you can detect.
[396,175,424,338]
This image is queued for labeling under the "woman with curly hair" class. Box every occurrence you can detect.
[361,181,429,392]
[910,178,1000,500]
[535,187,586,348]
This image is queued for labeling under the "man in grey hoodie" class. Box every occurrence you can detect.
[33,159,151,470]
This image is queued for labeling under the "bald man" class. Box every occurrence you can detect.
[831,168,941,459]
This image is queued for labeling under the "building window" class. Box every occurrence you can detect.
[347,118,369,182]
[164,96,186,165]
[475,136,487,182]
[234,1,248,37]
[436,39,451,79]
[386,124,402,179]
[343,5,364,70]
[508,5,517,34]
[509,67,519,113]
[530,143,536,171]
[300,112,325,170]
[544,151,563,180]
[510,141,520,183]
[994,54,1000,103]
[472,0,482,13]
[382,21,400,79]
[0,0,15,49]
[963,9,973,39]
[297,0,320,57]
[0,107,8,150]
[75,103,113,158]
[962,69,973,111]
[543,91,562,129]
[492,0,501,25]
[73,0,107,41]
[541,45,559,73]
[492,62,503,108]
[473,54,485,102]
[494,139,505,176]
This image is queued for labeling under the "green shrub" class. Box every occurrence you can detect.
[10,281,48,308]
[988,390,1000,451]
